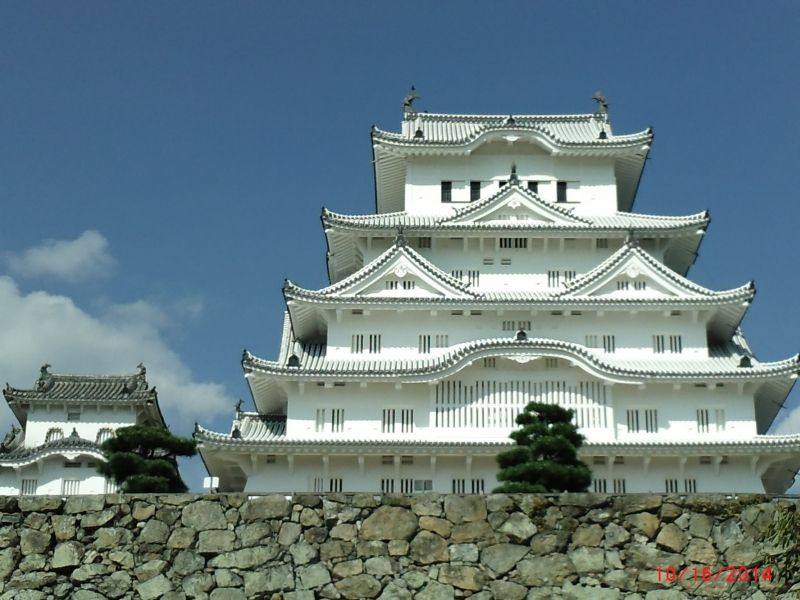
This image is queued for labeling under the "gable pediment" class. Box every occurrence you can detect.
[444,183,588,226]
[562,245,715,300]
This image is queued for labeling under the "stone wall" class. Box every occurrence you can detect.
[0,493,797,600]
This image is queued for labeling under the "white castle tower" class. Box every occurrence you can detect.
[1,364,165,495]
[197,93,800,494]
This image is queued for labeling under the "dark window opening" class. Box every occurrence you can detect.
[441,181,452,203]
[470,181,481,201]
[557,181,567,203]
[527,181,538,193]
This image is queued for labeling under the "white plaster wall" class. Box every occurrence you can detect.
[325,308,712,361]
[243,453,766,494]
[0,456,110,495]
[404,152,617,216]
[25,405,138,448]
[360,237,666,294]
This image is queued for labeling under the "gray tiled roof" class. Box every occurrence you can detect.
[0,431,102,465]
[373,113,652,149]
[242,338,798,382]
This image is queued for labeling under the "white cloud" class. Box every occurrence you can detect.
[4,230,116,282]
[0,276,233,434]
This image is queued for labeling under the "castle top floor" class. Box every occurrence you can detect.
[371,97,652,216]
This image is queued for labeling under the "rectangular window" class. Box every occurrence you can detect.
[400,479,414,494]
[684,479,697,493]
[592,456,605,465]
[400,409,414,433]
[653,335,666,354]
[585,334,598,349]
[67,411,81,422]
[365,334,381,353]
[385,280,398,290]
[467,270,480,286]
[545,358,558,368]
[564,271,576,283]
[613,479,626,493]
[592,479,607,493]
[402,280,415,290]
[418,237,432,249]
[419,334,448,353]
[483,358,496,368]
[414,479,433,492]
[351,334,365,353]
[266,455,276,464]
[452,479,466,494]
[382,409,396,433]
[644,409,658,433]
[21,479,37,496]
[699,456,712,465]
[518,320,531,330]
[627,409,640,433]
[441,181,452,203]
[401,455,414,465]
[614,456,625,465]
[331,409,344,433]
[617,280,630,291]
[63,461,81,469]
[451,269,463,281]
[315,409,326,433]
[697,409,710,433]
[503,320,516,331]
[557,181,568,202]
[634,281,647,291]
[500,238,528,249]
[665,479,679,493]
[500,258,512,266]
[381,455,394,465]
[313,477,325,493]
[498,180,507,188]
[328,478,343,493]
[715,409,726,431]
[548,271,560,287]
[470,181,481,201]
[669,335,682,353]
[381,478,394,493]
[62,479,80,495]
[471,479,485,494]
[603,335,616,353]
[527,181,538,194]
[596,238,609,249]
[482,257,494,266]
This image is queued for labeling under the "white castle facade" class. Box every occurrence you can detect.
[197,95,800,495]
[1,364,165,495]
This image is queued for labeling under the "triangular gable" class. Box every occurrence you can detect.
[561,244,718,299]
[303,241,478,299]
[444,182,590,226]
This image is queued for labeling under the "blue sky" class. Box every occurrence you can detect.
[1,2,799,491]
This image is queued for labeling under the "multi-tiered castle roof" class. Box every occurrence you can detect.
[197,94,800,495]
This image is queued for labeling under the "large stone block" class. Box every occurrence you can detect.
[480,543,529,576]
[409,530,449,564]
[335,574,382,599]
[360,506,418,541]
[497,511,537,543]
[438,564,485,591]
[240,494,291,520]
[514,555,577,586]
[181,500,227,530]
[444,495,487,524]
[51,541,84,569]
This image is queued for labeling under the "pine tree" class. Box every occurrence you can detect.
[96,425,197,493]
[494,401,591,493]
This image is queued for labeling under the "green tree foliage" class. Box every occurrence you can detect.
[494,401,591,493]
[96,425,197,493]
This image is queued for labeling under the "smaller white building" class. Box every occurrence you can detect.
[1,364,165,495]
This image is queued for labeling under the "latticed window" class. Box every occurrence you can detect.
[45,428,63,442]
[592,479,607,493]
[62,479,80,495]
[96,428,114,444]
[665,479,679,493]
[331,409,344,433]
[441,181,452,203]
[328,478,343,493]
[470,181,481,201]
[400,479,414,494]
[381,478,394,493]
[613,479,626,493]
[471,479,485,494]
[452,479,466,494]
[684,479,697,493]
[21,479,38,496]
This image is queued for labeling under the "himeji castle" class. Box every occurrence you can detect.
[196,92,800,495]
[1,364,165,495]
